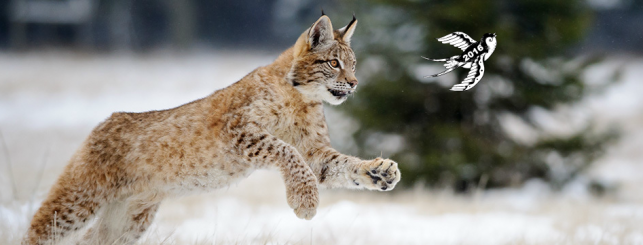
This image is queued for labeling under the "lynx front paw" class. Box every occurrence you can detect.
[286,180,319,220]
[353,158,401,191]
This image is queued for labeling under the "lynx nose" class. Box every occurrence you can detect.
[348,79,358,88]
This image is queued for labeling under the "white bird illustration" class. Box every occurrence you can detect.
[423,32,497,91]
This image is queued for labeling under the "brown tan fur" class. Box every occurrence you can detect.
[23,14,401,245]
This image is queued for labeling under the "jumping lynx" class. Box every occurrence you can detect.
[24,14,401,245]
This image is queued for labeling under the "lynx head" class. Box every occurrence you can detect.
[288,14,358,105]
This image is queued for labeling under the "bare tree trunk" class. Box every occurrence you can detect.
[109,0,133,51]
[9,21,27,51]
[166,0,195,51]
[9,0,27,50]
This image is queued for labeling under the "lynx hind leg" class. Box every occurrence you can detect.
[23,171,106,245]
[83,199,160,245]
[352,158,401,191]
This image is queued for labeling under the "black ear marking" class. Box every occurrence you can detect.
[321,8,326,16]
[346,14,357,31]
[338,13,357,43]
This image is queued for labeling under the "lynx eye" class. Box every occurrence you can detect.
[329,59,340,68]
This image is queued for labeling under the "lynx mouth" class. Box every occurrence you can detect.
[328,88,353,98]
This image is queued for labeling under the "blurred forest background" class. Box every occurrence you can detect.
[4,0,643,244]
[0,0,641,191]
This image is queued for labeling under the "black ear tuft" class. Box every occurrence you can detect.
[338,14,358,44]
[321,8,326,16]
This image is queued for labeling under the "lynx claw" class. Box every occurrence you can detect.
[354,158,401,191]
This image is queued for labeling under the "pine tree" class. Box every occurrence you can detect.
[339,0,618,190]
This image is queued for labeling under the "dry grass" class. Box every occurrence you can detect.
[3,168,642,244]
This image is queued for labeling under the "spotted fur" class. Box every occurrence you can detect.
[23,14,401,245]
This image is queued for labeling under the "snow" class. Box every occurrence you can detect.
[150,188,563,245]
[0,51,275,129]
[1,51,643,244]
[3,171,642,245]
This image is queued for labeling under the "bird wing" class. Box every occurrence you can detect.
[450,55,485,91]
[437,32,477,51]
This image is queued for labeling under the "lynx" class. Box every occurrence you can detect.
[24,14,401,245]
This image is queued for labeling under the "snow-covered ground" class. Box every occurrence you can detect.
[1,51,642,244]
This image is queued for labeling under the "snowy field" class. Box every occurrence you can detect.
[1,51,643,244]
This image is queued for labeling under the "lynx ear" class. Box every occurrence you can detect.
[337,15,357,44]
[307,15,334,50]
[293,15,335,58]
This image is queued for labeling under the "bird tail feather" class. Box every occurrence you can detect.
[422,56,448,62]
[423,55,461,78]
[426,66,458,78]
[444,59,458,69]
